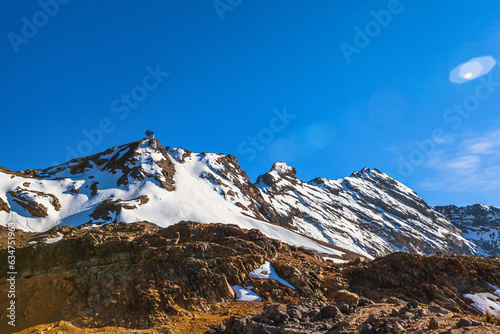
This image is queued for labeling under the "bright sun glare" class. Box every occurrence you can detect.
[450,56,497,84]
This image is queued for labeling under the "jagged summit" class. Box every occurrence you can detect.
[352,167,388,179]
[0,139,477,257]
[351,167,372,177]
[255,162,298,188]
[31,138,176,193]
[270,162,296,176]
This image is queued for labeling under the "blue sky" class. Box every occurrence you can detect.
[1,1,500,206]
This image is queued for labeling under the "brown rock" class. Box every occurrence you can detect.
[0,197,10,213]
[428,316,438,329]
[394,321,405,333]
[321,305,342,319]
[333,290,359,306]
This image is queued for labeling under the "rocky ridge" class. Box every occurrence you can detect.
[436,204,500,258]
[257,164,474,257]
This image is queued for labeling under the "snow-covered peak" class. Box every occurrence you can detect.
[271,162,296,176]
[255,162,298,189]
[258,165,475,257]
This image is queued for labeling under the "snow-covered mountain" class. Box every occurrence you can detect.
[435,204,500,258]
[256,163,474,257]
[0,138,476,257]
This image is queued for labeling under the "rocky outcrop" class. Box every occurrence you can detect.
[0,221,346,332]
[208,298,500,334]
[89,195,149,223]
[0,197,9,213]
[345,253,500,314]
[7,187,61,218]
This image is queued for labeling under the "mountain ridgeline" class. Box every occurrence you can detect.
[0,138,489,258]
[436,204,500,258]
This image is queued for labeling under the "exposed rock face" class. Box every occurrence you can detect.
[112,139,176,191]
[436,204,500,257]
[89,195,149,223]
[0,197,10,213]
[37,138,176,192]
[7,187,60,218]
[202,155,281,223]
[345,253,500,314]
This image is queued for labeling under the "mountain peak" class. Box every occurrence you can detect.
[32,137,176,192]
[256,162,298,188]
[270,162,296,177]
[351,167,383,178]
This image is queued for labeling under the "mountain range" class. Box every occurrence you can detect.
[0,137,496,258]
[436,204,500,258]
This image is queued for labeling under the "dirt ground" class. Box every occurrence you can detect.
[12,302,265,334]
[11,302,500,334]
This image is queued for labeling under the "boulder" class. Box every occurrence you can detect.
[333,290,359,306]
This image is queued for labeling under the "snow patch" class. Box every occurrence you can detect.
[464,284,500,316]
[43,232,63,244]
[82,224,101,230]
[490,284,500,297]
[272,162,294,174]
[323,257,348,264]
[464,292,500,316]
[231,285,262,302]
[249,261,295,289]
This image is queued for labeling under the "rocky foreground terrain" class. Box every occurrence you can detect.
[1,221,499,334]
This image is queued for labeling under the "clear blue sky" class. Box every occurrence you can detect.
[1,1,500,206]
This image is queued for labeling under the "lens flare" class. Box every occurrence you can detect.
[463,72,473,79]
[449,56,497,84]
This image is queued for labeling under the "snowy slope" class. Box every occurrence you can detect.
[0,138,476,257]
[256,163,476,257]
[436,204,500,258]
[0,139,339,256]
